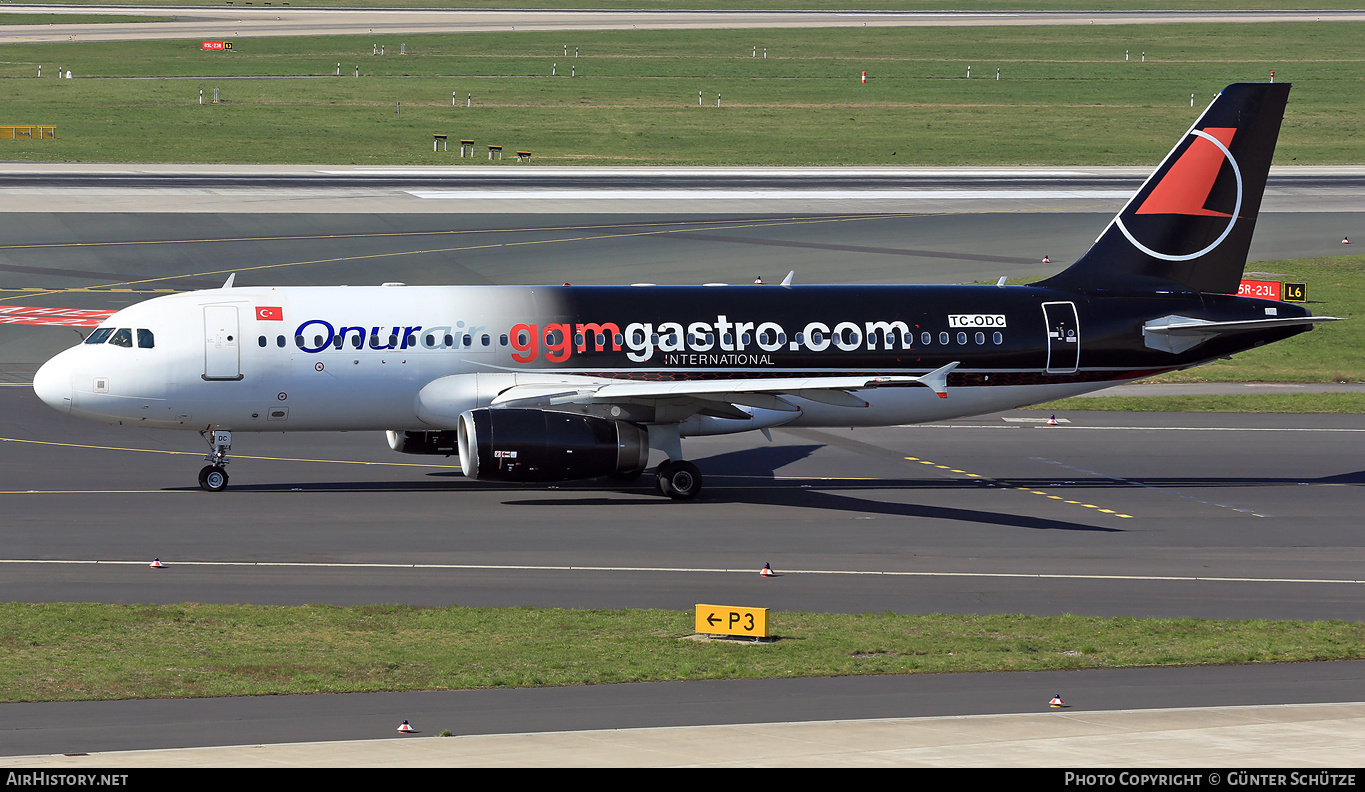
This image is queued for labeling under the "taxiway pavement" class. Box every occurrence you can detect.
[4,382,1365,620]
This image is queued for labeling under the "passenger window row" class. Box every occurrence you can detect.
[268,333,505,350]
[253,330,1006,352]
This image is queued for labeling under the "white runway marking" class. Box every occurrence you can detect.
[328,168,1100,177]
[408,189,1133,201]
[3,558,1362,585]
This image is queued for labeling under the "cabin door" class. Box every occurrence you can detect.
[1042,301,1079,374]
[203,305,243,381]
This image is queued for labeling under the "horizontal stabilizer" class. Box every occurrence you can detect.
[1143,314,1343,353]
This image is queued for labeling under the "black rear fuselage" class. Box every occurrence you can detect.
[545,284,1312,387]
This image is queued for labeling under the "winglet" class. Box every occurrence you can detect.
[222,273,236,289]
[917,361,959,399]
[781,270,795,288]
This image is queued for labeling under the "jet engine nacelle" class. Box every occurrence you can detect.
[386,429,459,456]
[457,408,649,482]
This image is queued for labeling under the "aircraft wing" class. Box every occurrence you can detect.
[489,362,960,413]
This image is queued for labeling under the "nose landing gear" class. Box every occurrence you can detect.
[198,429,232,492]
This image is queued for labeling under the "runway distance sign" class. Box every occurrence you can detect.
[1238,279,1282,300]
[695,604,770,639]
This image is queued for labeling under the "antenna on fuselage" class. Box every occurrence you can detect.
[222,273,236,289]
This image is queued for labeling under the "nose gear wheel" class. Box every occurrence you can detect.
[198,465,228,492]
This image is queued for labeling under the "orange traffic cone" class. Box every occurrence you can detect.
[150,558,164,569]
[760,563,775,577]
[1050,695,1065,708]
[397,720,415,733]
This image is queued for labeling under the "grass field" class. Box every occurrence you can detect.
[0,24,1361,164]
[4,603,1362,702]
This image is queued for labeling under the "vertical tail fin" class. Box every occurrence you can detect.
[1035,83,1290,294]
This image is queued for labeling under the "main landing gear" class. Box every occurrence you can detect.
[655,459,702,500]
[646,425,701,500]
[198,429,232,492]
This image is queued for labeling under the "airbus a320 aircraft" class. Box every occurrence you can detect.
[33,83,1338,499]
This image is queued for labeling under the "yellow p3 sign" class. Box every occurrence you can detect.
[695,604,769,638]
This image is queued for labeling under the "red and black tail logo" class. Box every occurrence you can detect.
[1116,127,1243,263]
[1136,128,1238,217]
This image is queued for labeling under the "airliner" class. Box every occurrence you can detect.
[32,83,1338,498]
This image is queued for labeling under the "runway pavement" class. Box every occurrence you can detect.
[5,8,1365,45]
[4,662,1365,765]
[6,701,1365,768]
[2,165,1363,215]
[2,183,1362,765]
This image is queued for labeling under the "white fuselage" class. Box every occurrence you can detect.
[32,284,1117,437]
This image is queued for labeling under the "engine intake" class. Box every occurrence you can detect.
[457,408,649,482]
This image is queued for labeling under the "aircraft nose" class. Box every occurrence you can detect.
[33,354,73,414]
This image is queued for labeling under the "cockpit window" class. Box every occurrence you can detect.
[109,328,133,348]
[137,329,155,349]
[85,328,114,345]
